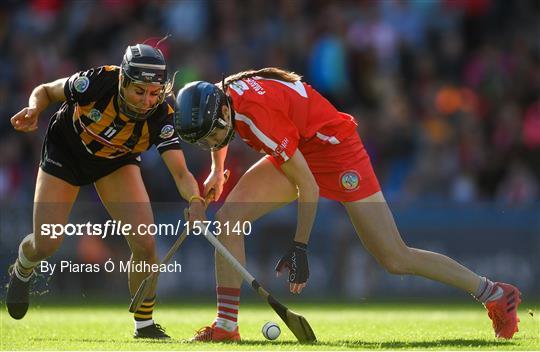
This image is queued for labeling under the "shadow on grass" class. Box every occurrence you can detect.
[28,337,514,349]
[233,338,514,349]
[361,338,511,349]
[29,337,175,345]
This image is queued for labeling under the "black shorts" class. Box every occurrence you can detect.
[40,114,141,186]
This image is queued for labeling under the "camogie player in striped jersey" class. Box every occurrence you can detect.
[174,68,521,341]
[6,44,207,339]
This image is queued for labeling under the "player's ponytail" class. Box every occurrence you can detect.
[220,67,302,90]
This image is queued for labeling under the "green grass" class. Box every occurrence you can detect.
[1,301,539,350]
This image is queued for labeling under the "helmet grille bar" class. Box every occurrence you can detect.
[129,62,166,70]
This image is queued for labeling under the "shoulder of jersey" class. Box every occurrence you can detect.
[92,65,120,80]
[228,79,251,96]
[102,65,120,73]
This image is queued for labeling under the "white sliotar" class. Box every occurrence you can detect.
[262,321,281,340]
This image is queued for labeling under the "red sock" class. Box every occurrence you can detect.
[214,287,240,332]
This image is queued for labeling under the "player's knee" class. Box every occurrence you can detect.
[130,239,156,260]
[377,248,413,275]
[381,259,408,275]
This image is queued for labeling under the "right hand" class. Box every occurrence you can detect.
[203,169,226,202]
[11,107,39,132]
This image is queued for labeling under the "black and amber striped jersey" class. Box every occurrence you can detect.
[57,65,180,159]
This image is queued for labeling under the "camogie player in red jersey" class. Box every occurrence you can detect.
[174,68,521,341]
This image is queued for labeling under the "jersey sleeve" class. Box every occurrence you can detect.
[64,65,118,106]
[152,102,181,154]
[235,99,299,165]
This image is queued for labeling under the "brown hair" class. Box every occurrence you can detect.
[220,67,302,89]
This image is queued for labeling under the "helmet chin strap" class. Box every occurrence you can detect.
[212,96,235,150]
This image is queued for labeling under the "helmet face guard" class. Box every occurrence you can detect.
[174,81,235,150]
[118,44,171,121]
[212,118,235,149]
[192,115,235,150]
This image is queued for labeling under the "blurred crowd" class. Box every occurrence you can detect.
[1,0,539,204]
[1,0,539,299]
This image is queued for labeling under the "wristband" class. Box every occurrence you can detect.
[189,195,205,206]
[293,241,307,250]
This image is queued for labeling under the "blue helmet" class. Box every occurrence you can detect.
[173,81,234,150]
[119,44,170,121]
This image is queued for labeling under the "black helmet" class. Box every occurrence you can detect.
[119,44,170,121]
[173,81,235,150]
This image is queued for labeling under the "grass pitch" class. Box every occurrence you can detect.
[1,301,538,350]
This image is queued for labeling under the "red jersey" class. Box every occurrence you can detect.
[227,77,358,165]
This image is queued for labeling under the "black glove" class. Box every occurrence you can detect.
[275,241,309,283]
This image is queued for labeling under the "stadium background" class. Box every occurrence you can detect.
[0,0,538,302]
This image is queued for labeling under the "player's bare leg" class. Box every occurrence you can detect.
[95,164,168,339]
[342,191,480,291]
[193,157,297,341]
[7,169,79,319]
[216,158,297,286]
[342,191,521,338]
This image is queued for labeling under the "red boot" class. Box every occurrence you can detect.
[484,282,521,339]
[191,322,240,342]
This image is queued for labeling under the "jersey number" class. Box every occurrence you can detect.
[104,127,117,138]
[260,78,308,98]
